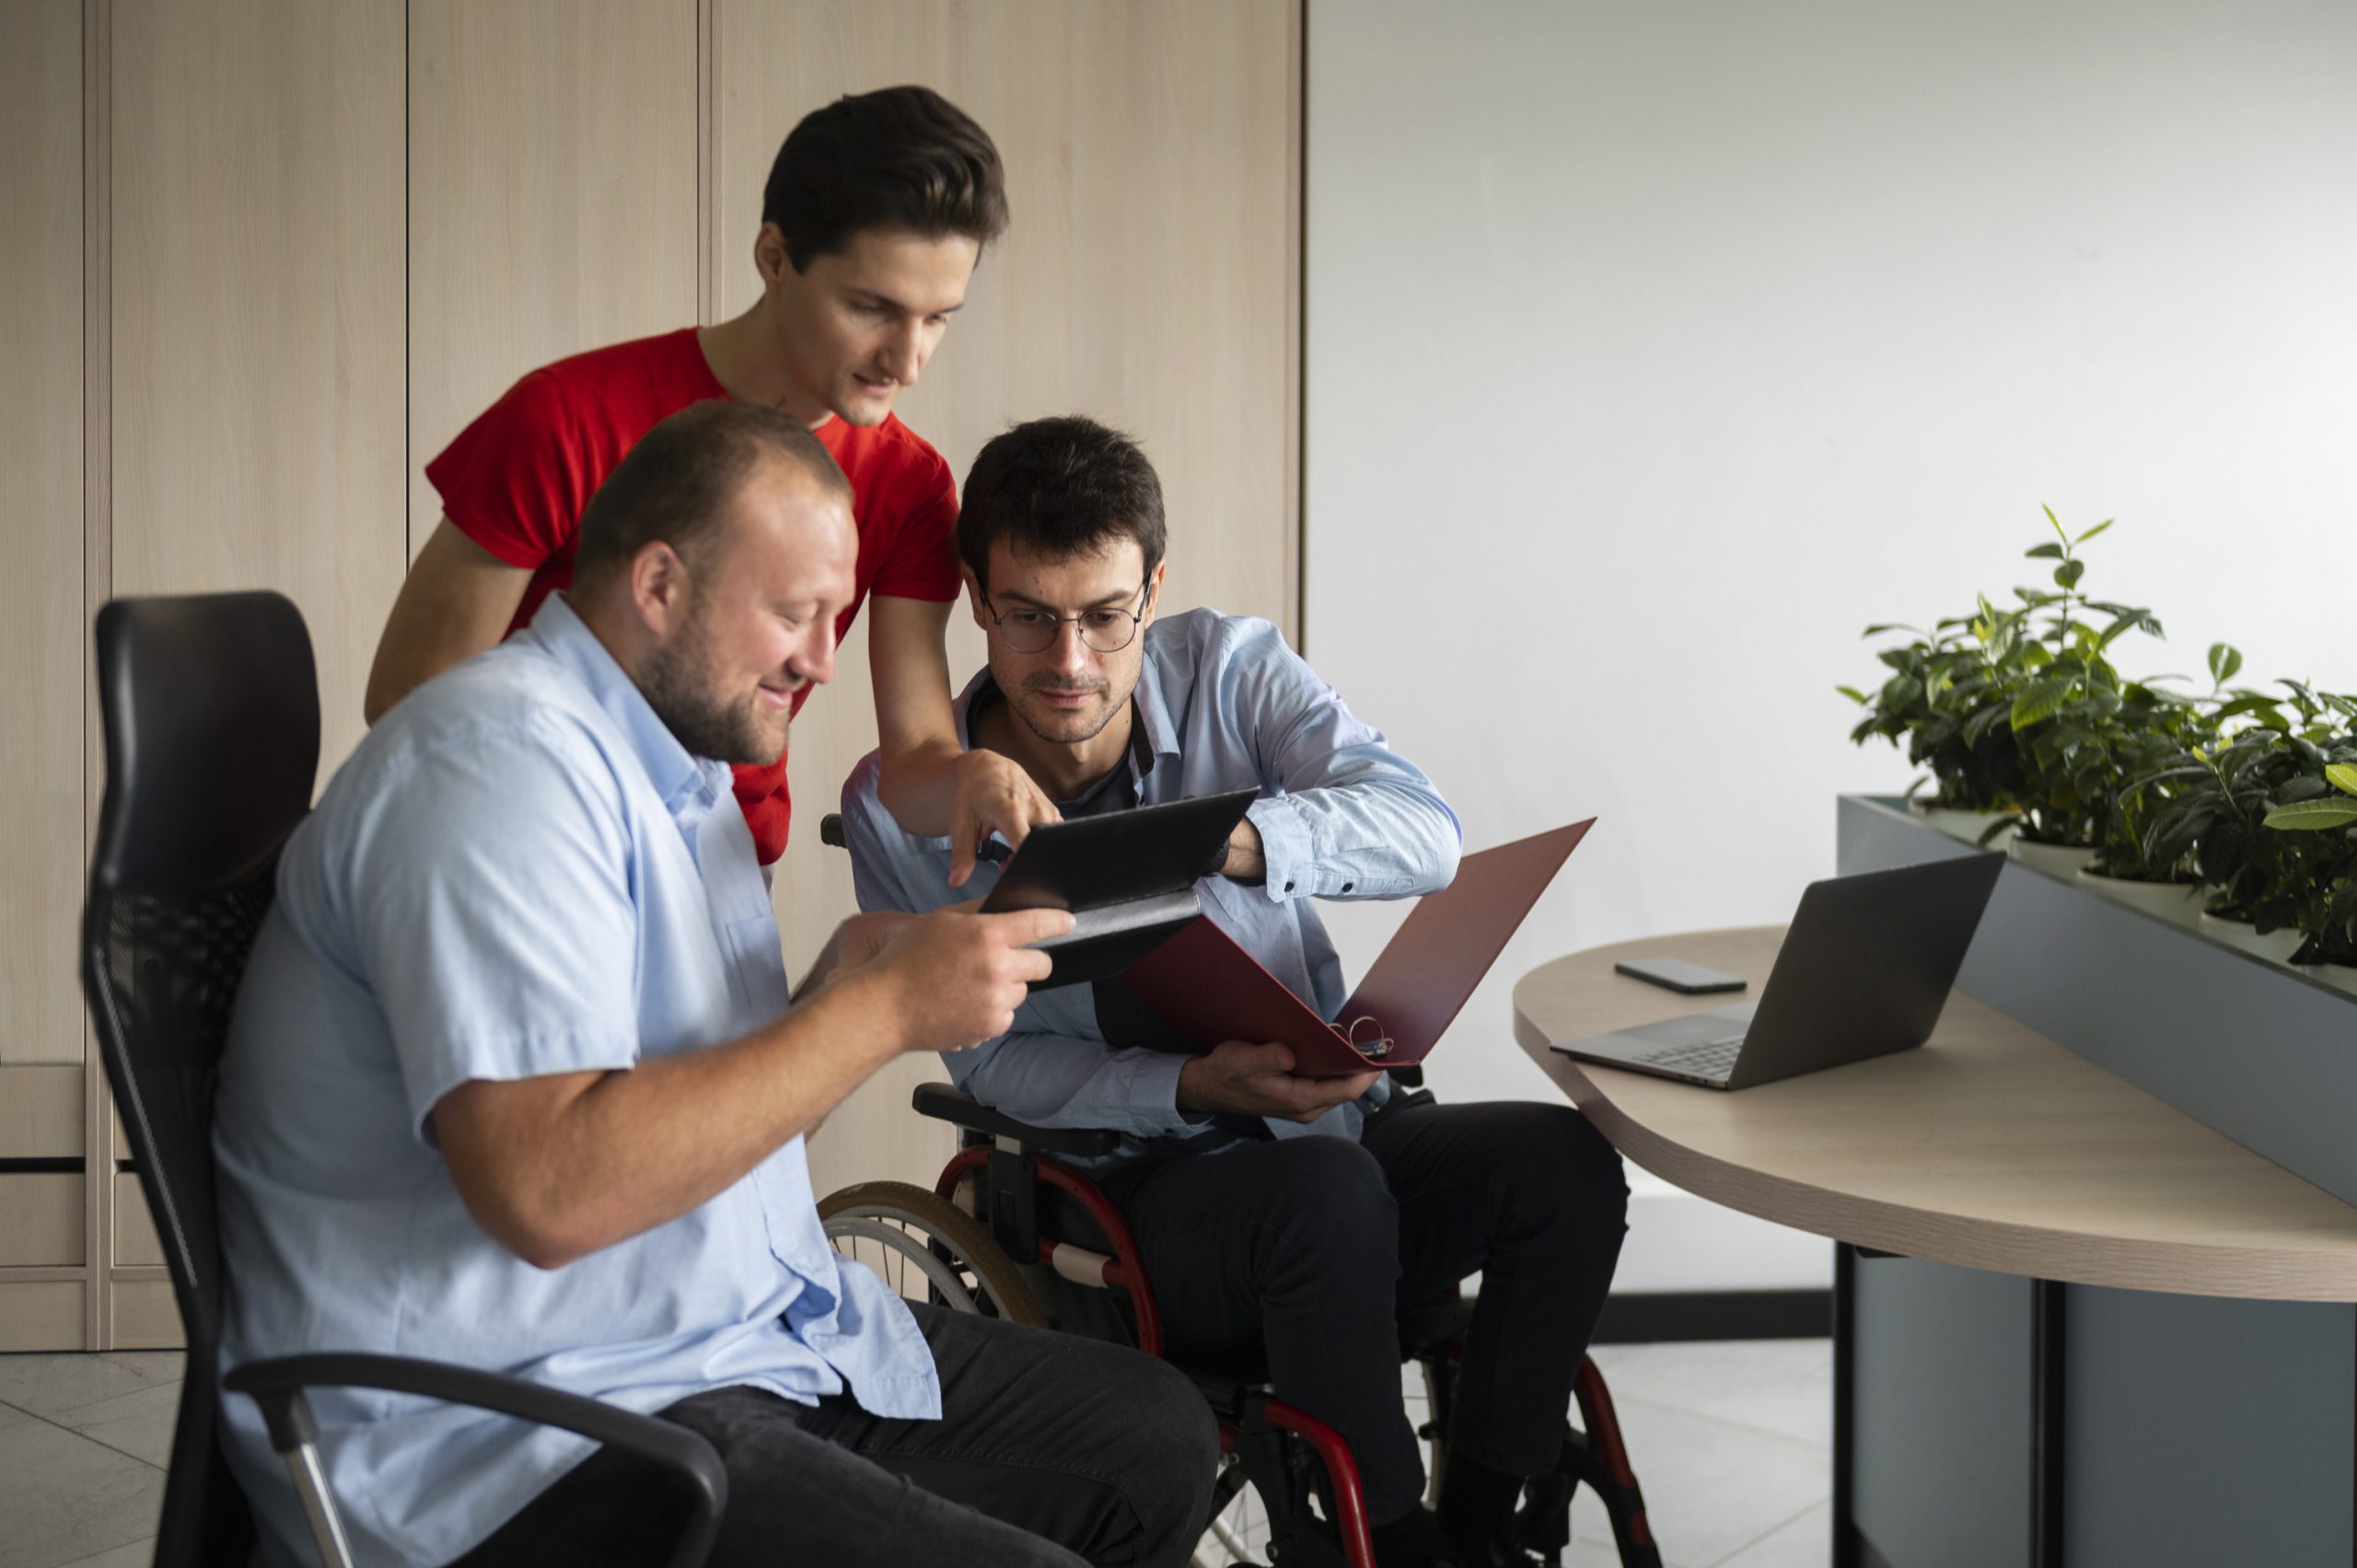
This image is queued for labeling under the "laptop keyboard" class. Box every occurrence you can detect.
[1633,1038,1746,1077]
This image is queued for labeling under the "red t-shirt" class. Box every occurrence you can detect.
[425,327,961,862]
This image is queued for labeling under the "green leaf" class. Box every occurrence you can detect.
[2208,643,2243,686]
[1963,703,2013,746]
[2043,504,2069,546]
[2212,694,2283,724]
[2012,676,2077,731]
[2024,542,2065,560]
[2053,559,2086,591]
[1837,685,1870,705]
[2075,517,2115,545]
[2329,763,2357,798]
[2263,800,2357,830]
[1860,622,1921,638]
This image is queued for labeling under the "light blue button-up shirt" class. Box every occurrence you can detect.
[841,609,1461,1165]
[215,595,936,1568]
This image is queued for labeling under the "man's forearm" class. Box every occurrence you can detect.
[458,970,909,1269]
[873,735,968,838]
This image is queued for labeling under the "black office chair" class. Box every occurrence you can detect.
[81,590,726,1568]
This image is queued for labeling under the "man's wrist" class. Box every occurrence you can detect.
[1221,819,1267,884]
[1176,1056,1214,1115]
[812,962,917,1061]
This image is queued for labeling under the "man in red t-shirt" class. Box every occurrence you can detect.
[366,85,1054,875]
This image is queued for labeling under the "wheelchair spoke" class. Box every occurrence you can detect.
[825,1216,981,1313]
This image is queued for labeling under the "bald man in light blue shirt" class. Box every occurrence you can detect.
[215,402,1213,1568]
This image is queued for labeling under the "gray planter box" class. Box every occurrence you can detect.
[1837,795,2357,1208]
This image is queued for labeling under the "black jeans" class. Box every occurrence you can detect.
[448,1303,1218,1568]
[1107,1099,1629,1524]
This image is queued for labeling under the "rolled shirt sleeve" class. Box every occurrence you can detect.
[1218,617,1462,903]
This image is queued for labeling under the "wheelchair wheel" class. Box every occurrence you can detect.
[819,1180,1049,1326]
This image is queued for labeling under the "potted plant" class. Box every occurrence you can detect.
[1841,616,2025,843]
[2073,646,2243,925]
[2262,747,2357,991]
[2134,682,2352,961]
[1996,512,2165,877]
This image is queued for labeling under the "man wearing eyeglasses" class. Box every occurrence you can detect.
[839,416,1629,1568]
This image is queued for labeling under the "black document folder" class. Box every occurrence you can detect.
[977,787,1259,986]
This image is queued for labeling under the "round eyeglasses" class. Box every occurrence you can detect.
[981,576,1155,655]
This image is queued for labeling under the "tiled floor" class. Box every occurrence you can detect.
[0,1351,179,1568]
[0,1339,1831,1568]
[1201,1338,1831,1568]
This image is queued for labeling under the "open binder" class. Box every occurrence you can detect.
[1120,819,1595,1077]
[978,786,1259,986]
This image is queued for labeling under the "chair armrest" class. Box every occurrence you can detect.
[225,1353,726,1568]
[911,1083,1120,1157]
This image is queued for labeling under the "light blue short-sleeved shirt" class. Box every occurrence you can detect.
[214,595,937,1568]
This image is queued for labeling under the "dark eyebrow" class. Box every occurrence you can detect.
[996,587,1138,611]
[846,288,964,319]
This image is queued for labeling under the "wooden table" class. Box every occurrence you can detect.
[1512,927,2357,1568]
[1513,925,2357,1302]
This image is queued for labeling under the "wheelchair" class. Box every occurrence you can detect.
[820,1081,1662,1568]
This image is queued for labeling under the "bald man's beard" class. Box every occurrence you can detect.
[641,608,792,767]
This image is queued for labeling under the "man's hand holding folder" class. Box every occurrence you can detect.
[1176,1040,1383,1122]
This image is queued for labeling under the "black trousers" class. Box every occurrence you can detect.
[1107,1099,1629,1525]
[448,1303,1218,1568]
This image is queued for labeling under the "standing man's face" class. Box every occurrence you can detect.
[759,226,981,428]
[639,459,858,765]
[968,540,1164,751]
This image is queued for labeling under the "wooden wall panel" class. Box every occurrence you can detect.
[0,1177,87,1268]
[0,1283,87,1353]
[110,1276,183,1350]
[0,0,89,1079]
[408,0,701,561]
[717,0,1301,1195]
[0,1066,85,1160]
[114,1174,165,1269]
[110,0,409,779]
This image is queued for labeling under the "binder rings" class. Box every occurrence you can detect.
[1121,819,1595,1076]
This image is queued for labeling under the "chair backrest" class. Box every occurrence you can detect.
[81,590,320,1567]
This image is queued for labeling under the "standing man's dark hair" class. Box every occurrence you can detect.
[764,85,1010,271]
[958,416,1167,593]
[573,401,852,590]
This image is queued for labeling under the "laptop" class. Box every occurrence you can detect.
[1550,854,2004,1089]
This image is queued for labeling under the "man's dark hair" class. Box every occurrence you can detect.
[574,401,851,587]
[958,416,1167,591]
[763,86,1008,271]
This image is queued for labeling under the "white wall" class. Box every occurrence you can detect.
[1305,0,2357,1292]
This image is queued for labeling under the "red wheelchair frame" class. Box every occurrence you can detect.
[912,1084,1661,1568]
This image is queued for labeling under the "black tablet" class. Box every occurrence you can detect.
[978,786,1258,987]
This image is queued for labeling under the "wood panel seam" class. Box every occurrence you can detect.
[84,0,114,1353]
[697,0,720,324]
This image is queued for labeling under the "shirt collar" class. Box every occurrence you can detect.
[519,594,732,825]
